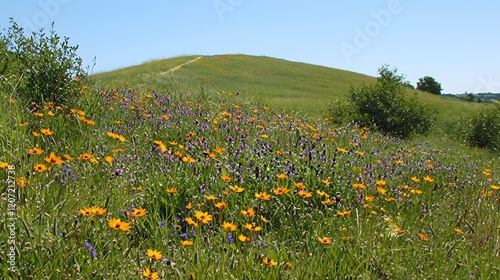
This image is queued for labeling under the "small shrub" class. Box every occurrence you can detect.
[0,19,86,106]
[327,99,352,125]
[466,104,500,151]
[347,66,436,138]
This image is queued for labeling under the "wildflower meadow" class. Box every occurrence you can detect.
[1,74,500,278]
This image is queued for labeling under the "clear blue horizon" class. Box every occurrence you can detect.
[2,1,500,94]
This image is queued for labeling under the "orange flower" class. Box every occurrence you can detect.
[418,232,429,241]
[229,185,245,193]
[108,218,131,231]
[337,210,352,218]
[44,152,64,165]
[147,249,162,260]
[221,175,232,183]
[241,207,255,217]
[194,211,212,224]
[40,128,54,136]
[244,223,262,232]
[262,257,278,267]
[273,187,289,195]
[255,191,271,200]
[214,201,227,210]
[28,147,44,155]
[166,187,177,194]
[353,183,366,190]
[222,222,238,232]
[181,240,194,246]
[317,236,333,244]
[238,234,250,243]
[34,164,48,172]
[298,190,312,198]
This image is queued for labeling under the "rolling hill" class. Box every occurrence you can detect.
[93,54,489,123]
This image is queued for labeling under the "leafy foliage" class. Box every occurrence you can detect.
[0,19,86,106]
[416,76,442,95]
[466,103,500,151]
[346,65,436,138]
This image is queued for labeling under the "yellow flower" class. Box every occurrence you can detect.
[376,180,387,186]
[294,182,307,189]
[337,210,352,218]
[203,194,216,201]
[241,207,255,217]
[40,128,54,135]
[104,156,114,163]
[185,217,198,228]
[262,257,278,267]
[34,164,48,172]
[142,268,159,280]
[222,222,238,232]
[276,173,288,180]
[492,185,500,191]
[214,201,227,210]
[238,234,250,243]
[229,185,245,193]
[418,232,429,241]
[255,191,271,200]
[221,175,232,183]
[298,190,313,198]
[454,227,463,234]
[79,207,93,216]
[423,176,434,183]
[273,187,290,195]
[108,218,131,231]
[166,187,177,194]
[244,223,262,232]
[44,152,64,165]
[365,196,375,202]
[377,186,387,195]
[194,211,212,224]
[154,140,167,152]
[28,147,44,155]
[16,177,28,188]
[181,240,194,246]
[321,179,332,186]
[317,236,333,244]
[260,215,269,223]
[353,183,366,190]
[316,189,329,197]
[79,153,94,160]
[147,249,162,260]
[411,176,421,183]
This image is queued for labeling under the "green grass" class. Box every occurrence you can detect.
[1,56,500,279]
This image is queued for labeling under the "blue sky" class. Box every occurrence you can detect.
[2,1,500,93]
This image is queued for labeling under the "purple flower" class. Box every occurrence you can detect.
[181,233,189,239]
[226,234,234,243]
[85,242,91,249]
[159,221,165,228]
[191,229,197,237]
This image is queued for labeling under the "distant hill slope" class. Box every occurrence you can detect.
[93,54,489,121]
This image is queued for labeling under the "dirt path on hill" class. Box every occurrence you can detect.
[160,56,202,75]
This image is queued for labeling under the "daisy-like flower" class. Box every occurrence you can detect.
[28,147,44,155]
[166,187,177,194]
[255,191,271,200]
[79,153,94,161]
[262,257,278,267]
[181,240,194,246]
[185,217,198,227]
[423,176,434,183]
[411,176,421,183]
[16,177,28,188]
[154,140,167,152]
[44,152,64,165]
[194,211,212,224]
[221,175,232,183]
[79,207,93,216]
[317,236,333,244]
[294,182,307,189]
[454,227,463,234]
[244,223,262,232]
[337,210,352,218]
[204,194,217,201]
[276,173,288,180]
[222,222,238,232]
[241,207,255,217]
[377,186,387,195]
[273,187,289,195]
[147,249,162,260]
[40,128,54,136]
[214,201,227,210]
[142,268,159,280]
[34,163,48,172]
[104,156,114,163]
[418,232,429,241]
[108,218,131,231]
[298,190,313,198]
[376,180,387,186]
[238,234,250,243]
[229,185,245,193]
[316,190,329,197]
[353,183,366,190]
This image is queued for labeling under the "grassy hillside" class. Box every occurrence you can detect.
[93,54,490,125]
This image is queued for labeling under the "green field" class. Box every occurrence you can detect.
[1,54,499,279]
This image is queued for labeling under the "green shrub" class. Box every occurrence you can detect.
[0,19,86,106]
[466,104,500,151]
[347,65,436,138]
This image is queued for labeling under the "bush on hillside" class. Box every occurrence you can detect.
[465,104,500,151]
[0,19,86,106]
[337,65,436,138]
